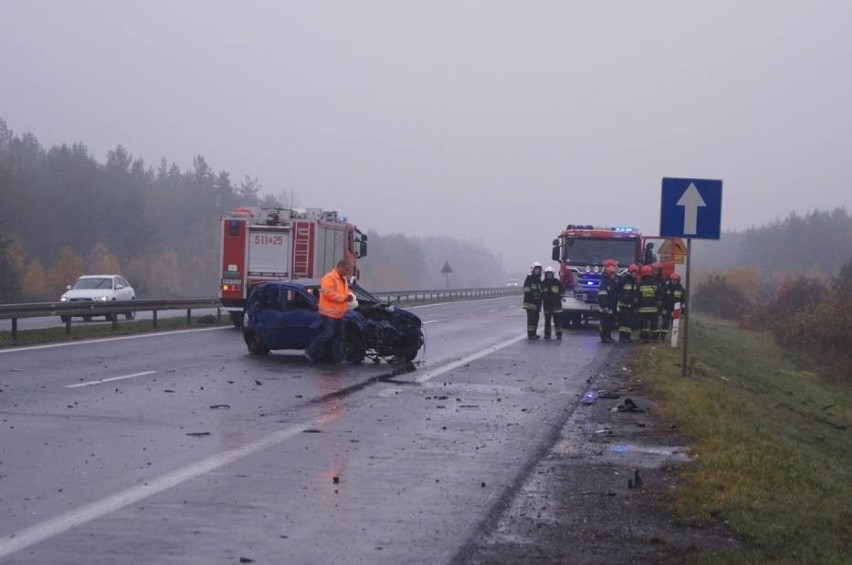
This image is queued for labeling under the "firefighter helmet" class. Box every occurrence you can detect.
[544,266,555,273]
[640,265,652,275]
[604,258,618,267]
[651,261,662,271]
[628,264,639,273]
[670,272,682,282]
[531,261,542,268]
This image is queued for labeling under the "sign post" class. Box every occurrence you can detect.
[441,261,453,289]
[660,177,723,377]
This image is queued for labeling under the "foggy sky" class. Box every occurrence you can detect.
[2,1,850,273]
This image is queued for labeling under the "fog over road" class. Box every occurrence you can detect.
[0,297,612,564]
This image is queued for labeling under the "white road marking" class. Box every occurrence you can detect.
[377,335,525,397]
[414,335,526,384]
[66,370,158,389]
[0,326,229,354]
[0,423,308,560]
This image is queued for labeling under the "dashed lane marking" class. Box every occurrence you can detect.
[66,370,158,388]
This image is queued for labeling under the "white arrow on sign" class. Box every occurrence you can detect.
[676,182,707,235]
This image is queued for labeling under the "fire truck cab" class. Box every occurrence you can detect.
[219,206,367,327]
[551,225,643,326]
[551,225,684,326]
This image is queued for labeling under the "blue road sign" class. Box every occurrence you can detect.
[660,177,723,239]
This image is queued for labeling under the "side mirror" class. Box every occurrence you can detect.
[551,246,560,261]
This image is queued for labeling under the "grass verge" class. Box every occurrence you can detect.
[632,315,852,564]
[0,316,231,347]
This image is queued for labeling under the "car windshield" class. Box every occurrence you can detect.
[73,277,112,290]
[351,283,381,306]
[561,238,637,266]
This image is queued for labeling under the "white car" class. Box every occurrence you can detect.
[59,275,136,322]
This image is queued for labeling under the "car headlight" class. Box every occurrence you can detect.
[96,296,109,301]
[60,297,68,302]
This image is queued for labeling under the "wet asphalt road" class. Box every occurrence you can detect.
[0,297,612,564]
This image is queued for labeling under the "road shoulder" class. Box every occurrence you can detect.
[454,345,742,564]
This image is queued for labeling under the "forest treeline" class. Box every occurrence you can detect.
[0,119,505,303]
[694,207,852,275]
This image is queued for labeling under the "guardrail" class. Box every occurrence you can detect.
[372,286,522,304]
[0,298,222,341]
[0,287,523,342]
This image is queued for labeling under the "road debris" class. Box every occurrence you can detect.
[617,398,643,412]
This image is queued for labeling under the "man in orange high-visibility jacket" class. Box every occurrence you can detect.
[305,259,354,363]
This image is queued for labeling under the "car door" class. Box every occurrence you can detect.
[116,276,133,300]
[276,288,322,349]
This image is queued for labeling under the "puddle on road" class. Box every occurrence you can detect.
[554,437,691,469]
[602,443,691,467]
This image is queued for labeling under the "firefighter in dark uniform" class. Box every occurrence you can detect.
[597,265,618,343]
[541,266,563,340]
[616,263,639,343]
[660,272,686,342]
[635,265,662,343]
[523,261,544,339]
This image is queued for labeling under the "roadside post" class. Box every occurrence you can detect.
[441,261,453,289]
[660,177,723,377]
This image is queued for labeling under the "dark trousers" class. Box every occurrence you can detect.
[543,311,561,338]
[599,310,614,341]
[618,305,633,342]
[660,311,671,340]
[638,311,659,343]
[525,308,540,337]
[306,315,346,362]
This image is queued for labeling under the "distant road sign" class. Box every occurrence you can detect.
[660,178,723,239]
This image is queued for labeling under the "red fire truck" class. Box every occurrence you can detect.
[550,225,681,326]
[219,206,367,327]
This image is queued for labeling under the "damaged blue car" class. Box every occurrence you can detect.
[242,280,424,364]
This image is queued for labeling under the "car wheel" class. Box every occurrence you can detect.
[245,332,270,355]
[125,310,135,320]
[105,313,115,322]
[83,315,92,322]
[344,330,366,364]
[60,315,71,323]
[403,346,420,362]
[229,311,244,329]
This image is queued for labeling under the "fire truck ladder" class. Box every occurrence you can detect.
[292,224,312,279]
